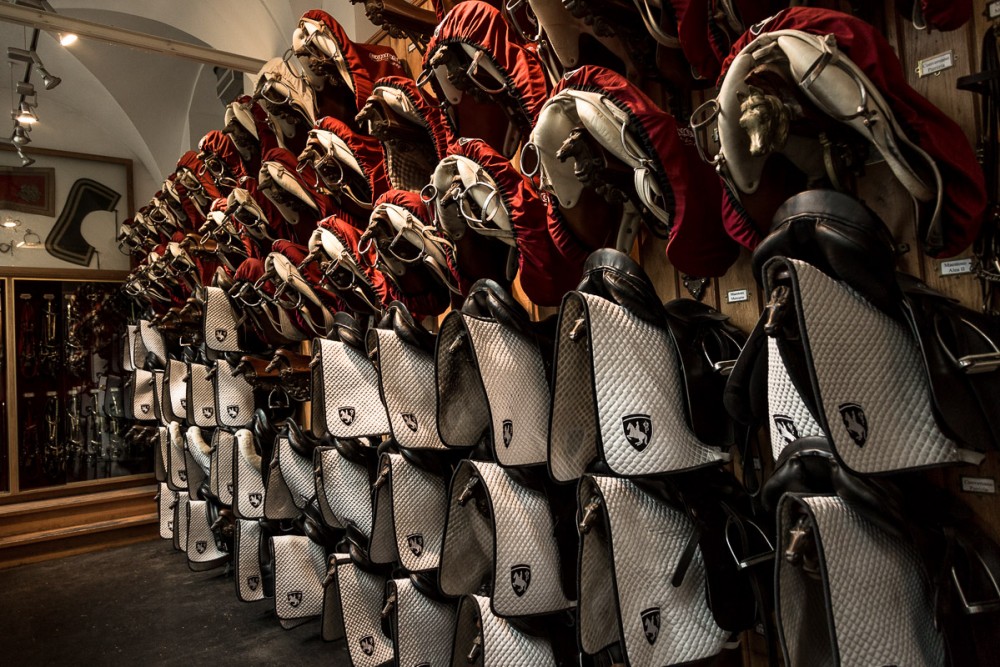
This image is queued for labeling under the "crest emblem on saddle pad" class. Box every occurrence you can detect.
[402,413,418,432]
[140,404,150,414]
[226,482,233,495]
[407,533,424,557]
[641,607,660,645]
[772,414,800,445]
[838,403,869,448]
[338,406,356,426]
[202,406,214,419]
[180,398,187,410]
[359,635,375,656]
[167,521,173,531]
[215,329,228,342]
[246,576,259,591]
[179,470,187,482]
[510,564,531,597]
[195,540,207,554]
[622,414,652,451]
[248,492,263,508]
[502,420,513,448]
[227,405,240,419]
[287,590,302,608]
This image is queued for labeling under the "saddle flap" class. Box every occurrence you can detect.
[386,578,456,667]
[313,338,390,439]
[322,554,393,664]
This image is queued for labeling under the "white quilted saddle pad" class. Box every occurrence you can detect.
[550,291,727,480]
[264,435,314,520]
[235,518,266,602]
[436,312,550,466]
[578,475,728,665]
[776,493,945,667]
[157,483,176,540]
[156,426,170,484]
[184,426,212,499]
[773,259,981,473]
[272,534,327,628]
[232,429,266,519]
[131,369,156,423]
[186,362,217,428]
[202,286,242,352]
[186,499,229,571]
[370,453,448,573]
[766,337,825,461]
[213,359,254,428]
[139,318,166,367]
[312,338,390,439]
[166,421,188,492]
[315,445,372,536]
[386,578,455,667]
[173,491,190,553]
[164,359,188,424]
[209,429,235,506]
[440,460,571,617]
[322,554,393,665]
[452,594,556,667]
[151,370,168,426]
[124,324,142,371]
[368,328,446,450]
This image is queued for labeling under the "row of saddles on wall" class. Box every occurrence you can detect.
[113,2,998,666]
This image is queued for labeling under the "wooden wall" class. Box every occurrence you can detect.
[371,3,998,663]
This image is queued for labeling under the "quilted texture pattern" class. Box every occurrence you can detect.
[139,319,166,366]
[186,362,217,428]
[776,494,945,667]
[272,535,326,621]
[124,324,141,371]
[277,435,317,510]
[370,329,446,450]
[175,491,190,553]
[328,554,393,666]
[767,337,824,460]
[785,259,967,472]
[210,430,235,506]
[464,315,550,467]
[435,313,490,448]
[157,483,176,540]
[167,422,188,492]
[315,446,373,536]
[264,440,299,521]
[452,595,556,667]
[235,519,266,602]
[166,359,188,423]
[550,293,725,480]
[233,430,266,519]
[152,370,168,426]
[390,578,456,667]
[203,286,242,352]
[186,499,228,566]
[440,460,571,617]
[131,369,157,423]
[185,426,213,476]
[370,453,448,572]
[314,339,390,438]
[578,476,728,664]
[213,359,255,428]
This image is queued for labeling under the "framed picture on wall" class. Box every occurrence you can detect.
[0,146,133,271]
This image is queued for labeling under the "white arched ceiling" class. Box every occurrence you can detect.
[2,1,378,210]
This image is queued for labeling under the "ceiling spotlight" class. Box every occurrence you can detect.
[17,150,35,168]
[7,47,61,90]
[2,216,21,229]
[12,125,30,146]
[58,33,78,47]
[36,65,61,90]
[15,103,38,124]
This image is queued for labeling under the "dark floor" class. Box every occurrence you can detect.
[0,539,350,666]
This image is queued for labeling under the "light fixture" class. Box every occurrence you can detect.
[58,33,77,47]
[2,216,21,229]
[11,124,30,146]
[17,149,34,167]
[7,47,61,90]
[15,102,38,124]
